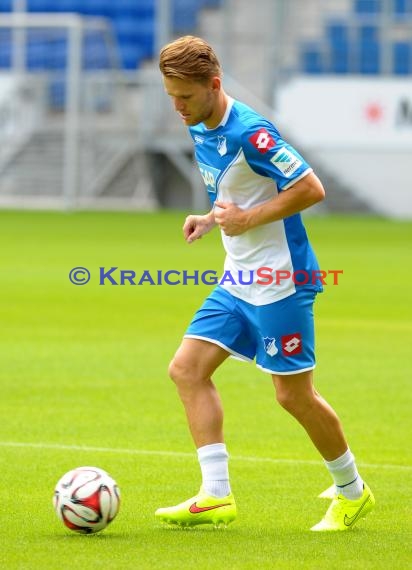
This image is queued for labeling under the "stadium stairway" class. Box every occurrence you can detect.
[0,0,378,212]
[304,160,377,214]
[0,127,157,209]
[0,1,226,208]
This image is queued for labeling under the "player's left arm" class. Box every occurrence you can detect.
[214,172,325,236]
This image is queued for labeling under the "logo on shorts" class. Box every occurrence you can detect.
[248,128,276,153]
[281,333,302,356]
[263,337,278,357]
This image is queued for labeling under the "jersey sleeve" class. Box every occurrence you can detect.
[241,121,312,191]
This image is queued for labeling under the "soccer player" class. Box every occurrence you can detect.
[155,36,374,531]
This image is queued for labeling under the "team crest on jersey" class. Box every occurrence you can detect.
[249,128,276,154]
[217,136,227,156]
[263,337,278,357]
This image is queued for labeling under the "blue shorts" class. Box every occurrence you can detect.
[185,286,317,375]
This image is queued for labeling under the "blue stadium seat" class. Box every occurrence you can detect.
[82,0,112,17]
[354,0,381,14]
[201,0,222,7]
[0,29,11,68]
[0,0,12,11]
[359,25,379,42]
[26,39,67,70]
[111,0,154,18]
[326,21,349,46]
[0,42,11,67]
[134,20,155,58]
[112,16,140,42]
[394,0,412,16]
[83,36,110,69]
[26,43,48,70]
[330,46,350,73]
[301,43,324,74]
[393,41,412,74]
[0,28,11,42]
[53,0,84,13]
[118,42,144,70]
[48,79,66,110]
[173,0,199,32]
[0,0,207,71]
[326,22,351,73]
[49,40,68,70]
[359,41,380,73]
[113,18,155,57]
[27,0,56,12]
[112,16,154,58]
[357,25,381,74]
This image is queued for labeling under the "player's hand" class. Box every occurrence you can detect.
[214,201,249,236]
[183,213,215,243]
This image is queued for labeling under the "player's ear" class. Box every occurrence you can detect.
[210,76,221,92]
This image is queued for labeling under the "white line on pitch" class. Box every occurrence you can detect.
[0,441,411,471]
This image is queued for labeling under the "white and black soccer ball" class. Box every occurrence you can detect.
[53,466,120,534]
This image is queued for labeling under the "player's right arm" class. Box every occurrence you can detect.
[183,210,216,243]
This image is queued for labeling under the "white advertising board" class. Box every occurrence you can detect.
[277,77,412,149]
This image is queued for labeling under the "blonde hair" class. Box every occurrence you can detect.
[159,35,222,83]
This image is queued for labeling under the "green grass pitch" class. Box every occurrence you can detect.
[0,210,411,569]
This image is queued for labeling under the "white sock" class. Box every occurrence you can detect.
[197,443,231,498]
[324,449,364,500]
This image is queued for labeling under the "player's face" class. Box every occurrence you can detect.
[163,76,219,127]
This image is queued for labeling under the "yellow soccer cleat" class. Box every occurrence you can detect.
[155,488,237,528]
[311,483,375,531]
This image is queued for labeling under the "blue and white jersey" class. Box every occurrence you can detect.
[189,97,323,305]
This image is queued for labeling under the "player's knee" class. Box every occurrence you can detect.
[276,388,296,412]
[168,356,192,387]
[168,355,208,392]
[276,387,316,419]
[275,387,307,416]
[168,357,180,383]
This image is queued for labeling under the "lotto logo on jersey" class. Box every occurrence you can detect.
[281,333,302,356]
[270,148,302,177]
[248,128,276,153]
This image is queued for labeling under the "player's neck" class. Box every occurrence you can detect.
[204,90,229,129]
